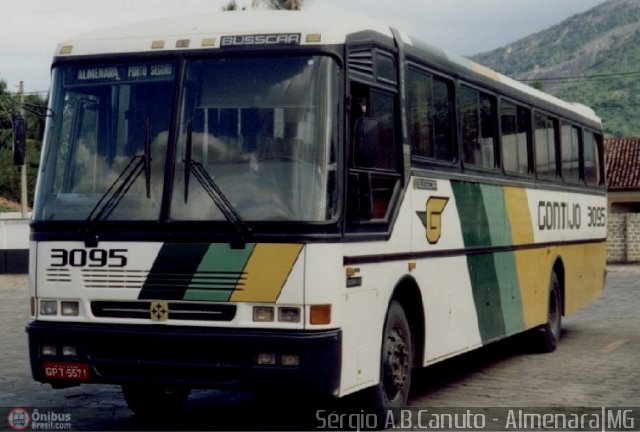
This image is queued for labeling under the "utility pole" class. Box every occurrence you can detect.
[18,81,28,218]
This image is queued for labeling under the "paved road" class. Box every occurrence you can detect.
[1,266,638,431]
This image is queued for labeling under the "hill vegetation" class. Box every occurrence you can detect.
[472,0,640,137]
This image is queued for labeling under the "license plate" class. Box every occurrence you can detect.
[43,361,91,382]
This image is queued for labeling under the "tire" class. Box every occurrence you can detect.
[534,270,562,353]
[122,384,190,419]
[364,301,413,424]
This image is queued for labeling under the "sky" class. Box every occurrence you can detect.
[1,0,608,95]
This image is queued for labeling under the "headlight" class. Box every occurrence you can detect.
[278,307,301,323]
[253,306,274,322]
[40,300,58,316]
[61,301,80,316]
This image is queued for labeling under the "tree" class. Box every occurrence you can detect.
[251,0,304,10]
[0,77,46,207]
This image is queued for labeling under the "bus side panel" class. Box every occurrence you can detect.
[419,256,483,364]
[558,242,607,315]
[411,179,485,364]
[525,189,607,317]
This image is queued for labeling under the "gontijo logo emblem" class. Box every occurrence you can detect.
[425,197,450,244]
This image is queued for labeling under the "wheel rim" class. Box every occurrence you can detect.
[382,327,410,402]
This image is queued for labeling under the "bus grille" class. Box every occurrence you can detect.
[91,301,236,322]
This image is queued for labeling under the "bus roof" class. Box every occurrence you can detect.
[55,10,600,126]
[54,10,393,56]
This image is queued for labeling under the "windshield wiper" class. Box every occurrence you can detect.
[183,121,251,246]
[86,155,145,221]
[87,118,152,221]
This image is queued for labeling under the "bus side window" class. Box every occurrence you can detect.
[407,67,456,162]
[561,123,581,183]
[584,131,602,186]
[460,85,496,169]
[534,112,558,178]
[501,101,531,175]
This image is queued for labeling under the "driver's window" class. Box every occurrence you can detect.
[348,82,400,221]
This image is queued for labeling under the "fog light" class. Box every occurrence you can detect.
[281,354,299,366]
[61,301,79,316]
[278,307,301,323]
[310,304,331,325]
[62,346,77,357]
[42,345,57,356]
[40,300,58,316]
[257,353,276,365]
[253,306,274,322]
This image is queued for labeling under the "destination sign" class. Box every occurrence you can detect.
[65,63,175,86]
[220,33,301,48]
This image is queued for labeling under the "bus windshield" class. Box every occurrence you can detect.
[34,55,340,224]
[172,56,339,222]
[34,62,176,221]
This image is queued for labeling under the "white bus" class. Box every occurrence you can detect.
[27,10,606,419]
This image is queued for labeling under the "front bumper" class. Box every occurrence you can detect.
[27,321,341,396]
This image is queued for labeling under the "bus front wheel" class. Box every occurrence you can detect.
[365,301,413,422]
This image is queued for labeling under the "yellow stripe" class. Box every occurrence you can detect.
[504,187,547,328]
[503,187,534,244]
[229,244,303,303]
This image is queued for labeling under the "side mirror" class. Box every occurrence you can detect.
[353,117,382,169]
[12,114,26,166]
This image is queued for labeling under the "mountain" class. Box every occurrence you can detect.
[471,0,640,137]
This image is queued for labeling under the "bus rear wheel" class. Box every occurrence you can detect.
[365,301,413,422]
[534,270,562,353]
[122,384,190,419]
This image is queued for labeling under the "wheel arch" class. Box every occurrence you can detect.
[390,275,425,368]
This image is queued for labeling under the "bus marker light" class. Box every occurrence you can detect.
[278,307,301,323]
[59,45,73,55]
[62,346,77,357]
[281,354,299,367]
[40,300,58,316]
[253,306,274,322]
[61,301,79,316]
[257,353,276,365]
[310,304,331,325]
[201,38,216,47]
[151,40,165,49]
[42,345,57,356]
[305,34,322,43]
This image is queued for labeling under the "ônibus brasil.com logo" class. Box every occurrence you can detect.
[6,408,30,431]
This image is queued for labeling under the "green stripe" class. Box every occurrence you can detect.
[493,252,525,335]
[480,185,525,335]
[183,244,255,302]
[138,243,210,300]
[452,181,505,343]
